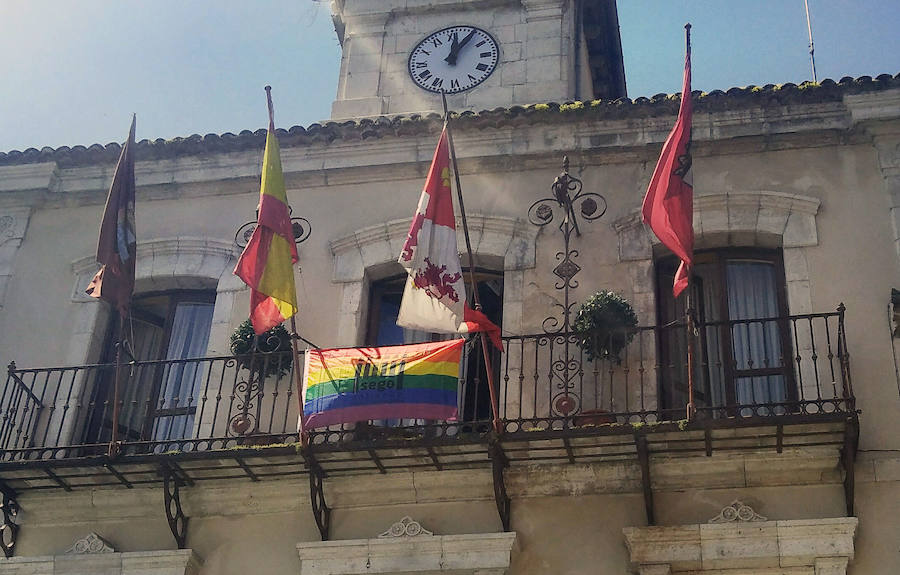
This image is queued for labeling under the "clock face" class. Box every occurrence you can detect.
[407,26,499,94]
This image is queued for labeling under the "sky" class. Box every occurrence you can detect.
[1,1,898,153]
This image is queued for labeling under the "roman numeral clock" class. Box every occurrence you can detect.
[407,26,499,93]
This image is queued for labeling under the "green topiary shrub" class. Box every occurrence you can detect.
[229,319,293,377]
[573,291,638,363]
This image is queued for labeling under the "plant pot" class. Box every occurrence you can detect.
[573,409,617,427]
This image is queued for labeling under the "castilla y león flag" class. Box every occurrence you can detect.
[234,117,298,335]
[397,127,502,349]
[85,116,137,317]
[642,34,694,298]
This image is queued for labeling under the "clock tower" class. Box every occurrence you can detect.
[329,0,626,119]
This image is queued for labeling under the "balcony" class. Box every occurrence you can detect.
[0,309,859,543]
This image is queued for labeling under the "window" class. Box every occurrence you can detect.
[657,249,795,416]
[84,290,215,445]
[367,269,503,423]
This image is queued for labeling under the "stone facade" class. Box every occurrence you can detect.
[0,2,898,574]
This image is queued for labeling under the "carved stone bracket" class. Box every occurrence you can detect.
[708,500,767,524]
[378,516,433,538]
[65,532,116,554]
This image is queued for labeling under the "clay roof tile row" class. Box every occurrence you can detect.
[2,73,898,167]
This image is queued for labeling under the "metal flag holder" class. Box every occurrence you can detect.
[231,207,313,439]
[527,156,607,419]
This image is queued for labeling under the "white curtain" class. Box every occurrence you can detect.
[152,302,213,441]
[117,317,163,437]
[726,262,786,409]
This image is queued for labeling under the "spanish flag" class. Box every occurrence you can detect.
[234,88,298,335]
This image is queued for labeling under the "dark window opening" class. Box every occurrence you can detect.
[656,249,795,417]
[84,290,216,445]
[366,270,503,425]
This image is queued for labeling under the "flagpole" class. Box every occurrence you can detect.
[804,0,818,82]
[682,23,696,422]
[440,91,503,435]
[263,85,311,446]
[685,277,696,421]
[107,114,136,459]
[108,311,124,457]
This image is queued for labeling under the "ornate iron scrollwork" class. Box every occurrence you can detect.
[234,206,312,249]
[162,468,188,549]
[528,157,607,418]
[0,489,19,558]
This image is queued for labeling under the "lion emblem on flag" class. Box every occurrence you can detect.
[413,257,462,302]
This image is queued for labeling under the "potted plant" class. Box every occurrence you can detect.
[573,290,638,364]
[229,319,293,378]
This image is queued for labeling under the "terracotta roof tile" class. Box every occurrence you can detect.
[1,73,898,167]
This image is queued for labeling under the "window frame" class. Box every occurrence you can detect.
[655,247,797,413]
[84,289,217,445]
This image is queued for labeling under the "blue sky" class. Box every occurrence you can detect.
[1,1,898,152]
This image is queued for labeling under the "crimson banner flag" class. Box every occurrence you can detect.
[86,116,137,317]
[641,36,693,298]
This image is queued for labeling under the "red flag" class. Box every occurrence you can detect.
[642,31,693,298]
[86,116,137,317]
[397,127,502,349]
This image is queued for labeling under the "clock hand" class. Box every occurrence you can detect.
[456,29,477,51]
[444,32,459,65]
[444,29,476,65]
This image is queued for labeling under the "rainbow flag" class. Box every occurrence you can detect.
[302,339,464,429]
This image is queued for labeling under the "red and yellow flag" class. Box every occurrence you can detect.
[234,97,298,335]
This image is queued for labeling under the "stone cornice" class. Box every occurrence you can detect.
[0,89,892,208]
[13,445,845,526]
[0,549,202,575]
[623,517,857,573]
[296,531,517,575]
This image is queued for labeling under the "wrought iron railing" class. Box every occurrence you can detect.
[0,351,301,460]
[500,308,854,433]
[0,310,854,459]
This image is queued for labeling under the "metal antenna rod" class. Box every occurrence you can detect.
[804,0,818,82]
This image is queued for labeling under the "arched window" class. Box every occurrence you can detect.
[366,268,503,424]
